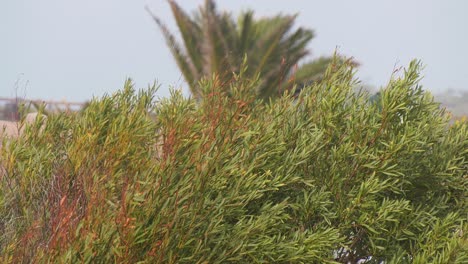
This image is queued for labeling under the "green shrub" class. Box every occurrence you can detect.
[1,59,466,263]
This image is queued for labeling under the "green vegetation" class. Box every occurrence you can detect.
[1,59,466,263]
[148,0,334,100]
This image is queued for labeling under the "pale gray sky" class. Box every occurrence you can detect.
[2,0,468,102]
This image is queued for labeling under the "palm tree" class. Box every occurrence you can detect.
[147,0,333,100]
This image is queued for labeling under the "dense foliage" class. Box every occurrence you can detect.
[148,0,333,100]
[1,59,467,263]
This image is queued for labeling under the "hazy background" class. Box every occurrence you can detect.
[2,0,468,102]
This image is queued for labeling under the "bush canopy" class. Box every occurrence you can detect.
[1,59,467,263]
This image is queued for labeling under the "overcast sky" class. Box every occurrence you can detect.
[2,0,468,102]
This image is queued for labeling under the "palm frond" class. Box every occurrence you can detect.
[146,6,199,95]
[252,15,297,75]
[238,11,254,58]
[167,1,204,78]
[150,1,341,100]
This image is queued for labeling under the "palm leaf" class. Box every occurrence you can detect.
[238,11,254,58]
[167,1,204,78]
[150,1,343,100]
[253,15,297,76]
[146,6,199,95]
